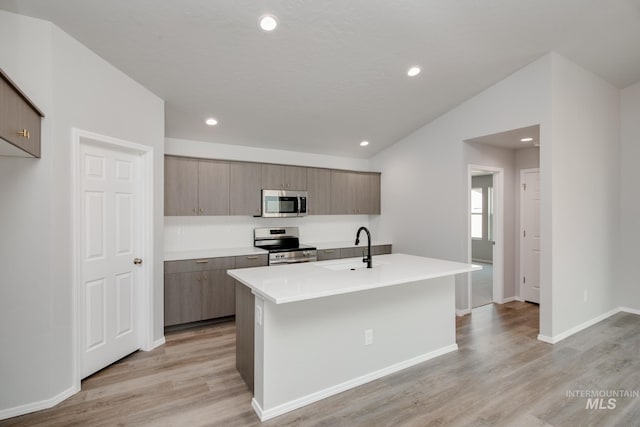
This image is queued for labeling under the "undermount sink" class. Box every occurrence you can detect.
[321,259,388,271]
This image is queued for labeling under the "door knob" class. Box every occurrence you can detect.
[133,258,143,265]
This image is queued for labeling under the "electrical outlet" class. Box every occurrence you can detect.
[364,329,373,345]
[255,306,263,326]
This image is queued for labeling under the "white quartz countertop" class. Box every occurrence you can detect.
[228,253,481,304]
[308,240,393,250]
[165,247,267,261]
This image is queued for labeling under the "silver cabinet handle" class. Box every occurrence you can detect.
[133,258,143,265]
[246,256,259,260]
[324,250,335,253]
[199,208,204,213]
[195,260,209,264]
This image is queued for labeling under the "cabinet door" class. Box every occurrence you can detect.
[202,268,236,319]
[0,76,22,148]
[367,173,381,214]
[353,172,370,214]
[20,103,41,158]
[284,166,307,190]
[307,168,331,215]
[261,164,285,190]
[230,162,262,216]
[164,272,203,326]
[165,156,199,216]
[198,159,230,215]
[330,170,354,214]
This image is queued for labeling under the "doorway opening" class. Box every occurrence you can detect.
[467,165,504,311]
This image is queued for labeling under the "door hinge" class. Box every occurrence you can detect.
[523,183,527,191]
[523,230,526,238]
[523,276,526,284]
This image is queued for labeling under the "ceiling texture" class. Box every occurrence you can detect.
[1,0,639,158]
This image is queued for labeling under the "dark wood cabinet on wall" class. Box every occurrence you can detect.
[0,68,44,158]
[164,155,381,216]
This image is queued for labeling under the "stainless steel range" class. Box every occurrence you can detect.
[254,227,317,265]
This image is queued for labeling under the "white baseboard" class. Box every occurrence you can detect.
[515,296,525,302]
[620,307,640,316]
[536,334,554,344]
[141,336,165,352]
[499,297,517,304]
[253,344,459,421]
[456,309,471,317]
[537,307,621,344]
[152,337,166,349]
[0,384,80,421]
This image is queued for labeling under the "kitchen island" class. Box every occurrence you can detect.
[227,253,480,421]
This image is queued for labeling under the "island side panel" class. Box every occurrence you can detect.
[254,276,456,415]
[235,281,254,392]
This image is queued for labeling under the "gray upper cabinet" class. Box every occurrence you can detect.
[230,162,262,216]
[198,159,230,215]
[165,156,230,216]
[262,164,307,191]
[368,173,381,215]
[330,170,381,215]
[307,168,331,215]
[164,155,380,216]
[165,156,199,216]
[0,69,44,158]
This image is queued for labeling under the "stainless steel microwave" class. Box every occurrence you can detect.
[261,190,308,217]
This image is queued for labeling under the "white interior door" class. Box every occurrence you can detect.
[521,169,541,303]
[80,141,142,378]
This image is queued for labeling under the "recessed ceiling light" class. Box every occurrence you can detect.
[520,137,533,142]
[360,141,369,147]
[205,118,218,126]
[259,15,278,31]
[407,66,421,77]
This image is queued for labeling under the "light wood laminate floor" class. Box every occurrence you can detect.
[3,302,640,426]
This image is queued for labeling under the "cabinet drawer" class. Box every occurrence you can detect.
[371,245,392,255]
[234,254,268,268]
[165,256,235,274]
[316,249,341,261]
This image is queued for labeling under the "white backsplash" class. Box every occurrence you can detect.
[164,215,372,252]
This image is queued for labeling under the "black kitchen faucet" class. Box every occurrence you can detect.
[355,226,373,268]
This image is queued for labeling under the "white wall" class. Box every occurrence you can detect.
[370,54,552,313]
[618,81,640,310]
[0,10,164,417]
[165,138,373,252]
[548,54,621,337]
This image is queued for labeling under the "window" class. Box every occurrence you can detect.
[487,186,494,241]
[471,188,483,239]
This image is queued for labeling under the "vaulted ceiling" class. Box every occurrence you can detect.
[2,0,639,158]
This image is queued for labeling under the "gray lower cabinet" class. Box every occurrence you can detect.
[317,244,392,261]
[316,248,341,261]
[235,281,255,392]
[164,272,203,326]
[164,254,268,327]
